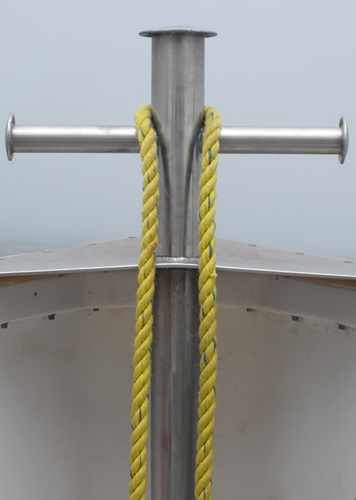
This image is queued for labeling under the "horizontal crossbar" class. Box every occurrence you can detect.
[6,115,348,163]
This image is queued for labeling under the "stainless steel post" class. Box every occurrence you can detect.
[140,27,215,499]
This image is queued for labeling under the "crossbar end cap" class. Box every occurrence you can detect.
[5,114,15,161]
[339,117,349,164]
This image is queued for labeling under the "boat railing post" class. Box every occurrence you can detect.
[140,27,216,499]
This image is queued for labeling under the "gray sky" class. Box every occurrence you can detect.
[0,0,355,259]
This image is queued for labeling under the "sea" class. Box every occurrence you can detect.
[0,241,58,257]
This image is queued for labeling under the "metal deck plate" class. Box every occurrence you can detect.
[0,237,356,280]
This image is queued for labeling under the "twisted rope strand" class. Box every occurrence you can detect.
[129,105,159,500]
[195,107,221,500]
[130,104,220,499]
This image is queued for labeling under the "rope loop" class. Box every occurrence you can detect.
[130,105,220,500]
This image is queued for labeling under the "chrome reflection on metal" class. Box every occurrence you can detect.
[339,117,349,164]
[152,268,199,500]
[145,27,209,499]
[7,115,349,163]
[5,117,139,159]
[148,27,215,258]
[219,118,349,163]
[140,26,217,38]
[5,114,15,161]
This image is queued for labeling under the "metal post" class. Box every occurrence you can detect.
[140,27,215,499]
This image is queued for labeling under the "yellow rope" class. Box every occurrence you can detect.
[130,105,220,499]
[129,105,159,500]
[195,107,221,500]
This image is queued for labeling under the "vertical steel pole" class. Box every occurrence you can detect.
[140,28,216,499]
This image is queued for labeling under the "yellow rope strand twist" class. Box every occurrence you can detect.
[195,106,221,500]
[129,105,159,500]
